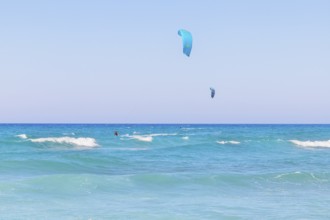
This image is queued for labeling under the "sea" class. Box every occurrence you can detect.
[0,124,330,220]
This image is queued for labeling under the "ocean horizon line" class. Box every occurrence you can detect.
[1,123,330,125]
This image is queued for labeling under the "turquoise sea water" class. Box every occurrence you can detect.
[0,124,330,219]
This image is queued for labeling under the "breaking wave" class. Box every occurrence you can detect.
[16,134,98,147]
[122,133,177,142]
[17,134,28,139]
[217,140,240,145]
[29,137,98,148]
[150,133,177,137]
[289,140,330,148]
[130,135,153,142]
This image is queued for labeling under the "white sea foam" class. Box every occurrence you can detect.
[289,140,330,148]
[131,135,153,142]
[29,137,98,147]
[182,136,189,140]
[127,133,176,137]
[148,133,177,137]
[122,133,177,142]
[217,140,240,145]
[17,134,28,139]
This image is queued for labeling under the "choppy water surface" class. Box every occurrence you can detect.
[0,124,330,219]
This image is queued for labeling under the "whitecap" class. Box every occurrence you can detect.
[217,140,240,145]
[289,140,330,148]
[131,135,153,142]
[16,134,28,139]
[122,133,176,142]
[29,137,98,147]
[123,133,177,137]
[148,133,177,137]
[182,136,189,140]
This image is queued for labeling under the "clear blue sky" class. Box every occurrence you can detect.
[0,0,329,123]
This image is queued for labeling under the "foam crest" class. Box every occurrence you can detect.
[131,135,153,142]
[289,140,330,148]
[217,140,240,145]
[29,137,98,147]
[182,136,189,140]
[149,133,177,137]
[122,133,176,142]
[17,134,28,139]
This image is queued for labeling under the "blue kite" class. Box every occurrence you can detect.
[178,29,192,57]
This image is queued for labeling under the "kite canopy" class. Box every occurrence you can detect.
[178,29,192,57]
[210,87,215,98]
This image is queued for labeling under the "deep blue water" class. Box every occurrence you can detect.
[0,124,330,219]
